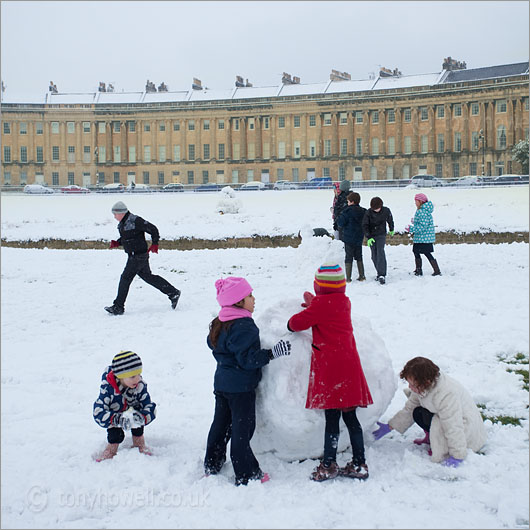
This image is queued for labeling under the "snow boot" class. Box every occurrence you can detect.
[310,461,339,482]
[345,263,353,283]
[104,304,124,315]
[169,289,181,309]
[413,430,430,446]
[339,461,369,480]
[378,276,386,285]
[414,256,423,276]
[356,260,366,281]
[429,258,442,276]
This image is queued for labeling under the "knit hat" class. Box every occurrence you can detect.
[339,180,350,192]
[414,193,429,204]
[215,277,253,307]
[111,201,128,214]
[112,350,142,378]
[313,263,346,295]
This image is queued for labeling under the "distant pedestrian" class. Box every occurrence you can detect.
[337,192,367,282]
[405,193,441,276]
[105,201,181,315]
[362,197,395,285]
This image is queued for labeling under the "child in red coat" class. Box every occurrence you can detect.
[287,263,373,481]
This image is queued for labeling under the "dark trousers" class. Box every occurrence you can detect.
[114,253,177,308]
[204,390,261,484]
[369,234,387,277]
[413,406,434,432]
[107,426,144,444]
[344,243,363,264]
[323,408,365,466]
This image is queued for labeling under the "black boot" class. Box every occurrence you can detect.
[104,304,124,315]
[345,263,353,283]
[429,258,442,276]
[356,260,366,281]
[169,289,181,309]
[414,256,423,276]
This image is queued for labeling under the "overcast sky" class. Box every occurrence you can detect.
[1,1,528,99]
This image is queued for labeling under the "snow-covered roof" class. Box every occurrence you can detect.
[2,62,528,106]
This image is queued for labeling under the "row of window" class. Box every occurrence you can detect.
[4,126,518,164]
[5,97,528,136]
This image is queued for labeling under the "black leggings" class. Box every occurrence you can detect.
[323,408,365,466]
[107,426,144,444]
[413,406,434,432]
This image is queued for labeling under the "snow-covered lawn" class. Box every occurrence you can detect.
[1,188,528,529]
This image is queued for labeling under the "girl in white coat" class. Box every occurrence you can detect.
[372,357,487,466]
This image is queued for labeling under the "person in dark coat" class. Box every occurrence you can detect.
[287,263,373,482]
[104,201,181,315]
[204,277,291,486]
[332,180,350,240]
[337,192,367,282]
[362,196,395,285]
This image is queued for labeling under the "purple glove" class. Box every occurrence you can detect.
[442,456,463,468]
[372,421,392,441]
[109,240,120,249]
[149,244,159,254]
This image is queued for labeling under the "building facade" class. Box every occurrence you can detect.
[1,61,528,188]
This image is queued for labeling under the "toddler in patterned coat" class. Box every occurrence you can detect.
[93,350,156,461]
[405,193,441,276]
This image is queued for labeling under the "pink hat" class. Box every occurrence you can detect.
[215,277,252,307]
[414,193,428,203]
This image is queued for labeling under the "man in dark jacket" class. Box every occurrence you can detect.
[332,180,350,239]
[104,201,181,315]
[337,192,367,282]
[362,196,394,285]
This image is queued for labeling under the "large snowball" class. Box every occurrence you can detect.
[254,297,397,461]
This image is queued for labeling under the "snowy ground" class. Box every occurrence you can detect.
[1,186,528,242]
[1,188,529,529]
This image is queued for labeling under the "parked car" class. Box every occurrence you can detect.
[127,183,152,192]
[300,177,333,189]
[449,176,484,187]
[409,174,445,187]
[23,184,55,194]
[60,184,90,194]
[99,183,125,193]
[491,174,524,185]
[162,183,184,192]
[273,180,299,190]
[194,183,222,192]
[239,181,266,191]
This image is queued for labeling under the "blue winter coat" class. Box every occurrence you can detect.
[208,317,272,393]
[337,204,367,245]
[93,367,156,429]
[410,201,436,243]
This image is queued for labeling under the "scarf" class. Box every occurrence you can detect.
[218,306,253,322]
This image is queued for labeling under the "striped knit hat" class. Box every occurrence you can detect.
[313,263,346,295]
[111,350,142,378]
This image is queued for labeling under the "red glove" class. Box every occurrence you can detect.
[301,291,315,308]
[149,244,159,254]
[109,240,119,249]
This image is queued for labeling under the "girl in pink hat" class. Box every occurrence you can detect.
[405,193,441,276]
[204,277,291,486]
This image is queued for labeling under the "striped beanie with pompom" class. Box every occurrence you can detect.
[313,263,346,295]
[112,350,142,379]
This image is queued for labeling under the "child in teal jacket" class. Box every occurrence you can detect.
[405,193,441,276]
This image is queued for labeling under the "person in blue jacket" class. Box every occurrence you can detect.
[337,192,367,282]
[93,350,156,461]
[405,193,441,276]
[204,277,291,485]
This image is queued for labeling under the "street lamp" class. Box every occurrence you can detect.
[478,129,485,176]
